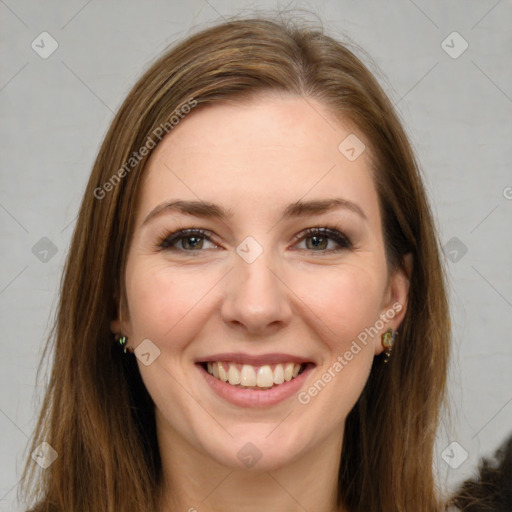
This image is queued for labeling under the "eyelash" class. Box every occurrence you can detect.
[156,225,352,255]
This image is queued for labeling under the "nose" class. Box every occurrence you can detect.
[220,248,293,335]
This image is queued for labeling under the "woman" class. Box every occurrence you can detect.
[20,15,451,512]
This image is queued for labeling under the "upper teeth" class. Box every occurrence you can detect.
[206,362,303,388]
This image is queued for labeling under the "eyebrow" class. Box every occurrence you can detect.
[142,197,367,226]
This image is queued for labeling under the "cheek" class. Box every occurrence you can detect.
[125,260,211,345]
[301,261,386,343]
[296,267,384,411]
[126,255,387,348]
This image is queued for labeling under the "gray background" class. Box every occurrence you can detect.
[1,0,511,510]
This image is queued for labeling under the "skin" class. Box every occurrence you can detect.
[111,93,411,512]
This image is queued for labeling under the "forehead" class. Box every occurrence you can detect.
[136,94,379,227]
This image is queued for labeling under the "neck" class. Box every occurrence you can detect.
[156,417,344,512]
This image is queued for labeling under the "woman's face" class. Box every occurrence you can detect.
[113,94,410,471]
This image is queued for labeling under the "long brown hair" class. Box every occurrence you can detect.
[20,14,451,512]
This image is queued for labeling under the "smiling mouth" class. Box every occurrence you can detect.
[199,361,311,389]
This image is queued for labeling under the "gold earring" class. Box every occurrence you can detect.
[381,328,397,363]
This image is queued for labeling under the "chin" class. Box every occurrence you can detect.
[203,422,312,471]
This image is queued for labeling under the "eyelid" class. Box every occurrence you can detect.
[291,226,352,252]
[157,227,216,250]
[157,224,352,254]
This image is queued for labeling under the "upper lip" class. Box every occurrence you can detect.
[195,353,315,366]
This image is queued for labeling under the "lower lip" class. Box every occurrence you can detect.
[196,363,314,408]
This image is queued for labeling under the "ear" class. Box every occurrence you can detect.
[110,293,132,338]
[374,252,413,355]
